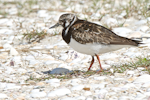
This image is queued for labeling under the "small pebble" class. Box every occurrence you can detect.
[94,76,106,80]
[30,89,46,98]
[134,74,150,83]
[0,93,8,99]
[10,47,19,56]
[71,85,84,91]
[86,97,93,100]
[48,88,71,97]
[61,97,77,100]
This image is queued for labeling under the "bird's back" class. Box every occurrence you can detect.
[69,19,141,46]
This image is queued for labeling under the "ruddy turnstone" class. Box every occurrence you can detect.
[50,13,141,72]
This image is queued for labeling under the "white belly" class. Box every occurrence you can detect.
[69,38,134,56]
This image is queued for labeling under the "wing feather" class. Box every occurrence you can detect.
[70,20,139,46]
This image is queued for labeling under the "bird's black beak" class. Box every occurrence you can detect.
[49,23,59,29]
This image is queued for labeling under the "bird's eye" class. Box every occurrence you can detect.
[60,19,65,23]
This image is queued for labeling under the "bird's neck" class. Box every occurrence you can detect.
[62,25,72,44]
[62,17,78,44]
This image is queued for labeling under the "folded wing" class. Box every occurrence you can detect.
[70,20,140,46]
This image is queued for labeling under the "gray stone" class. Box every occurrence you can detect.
[50,68,70,74]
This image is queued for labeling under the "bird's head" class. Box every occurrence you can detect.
[49,13,77,29]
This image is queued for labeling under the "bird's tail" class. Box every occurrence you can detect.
[131,37,150,47]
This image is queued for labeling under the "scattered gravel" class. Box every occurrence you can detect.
[0,0,150,99]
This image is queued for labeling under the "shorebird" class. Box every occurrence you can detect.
[50,13,141,72]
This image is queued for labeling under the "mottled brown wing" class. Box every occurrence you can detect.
[70,20,139,46]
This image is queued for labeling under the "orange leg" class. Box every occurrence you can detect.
[88,56,94,71]
[95,54,103,72]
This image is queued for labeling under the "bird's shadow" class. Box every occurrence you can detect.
[41,68,110,78]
